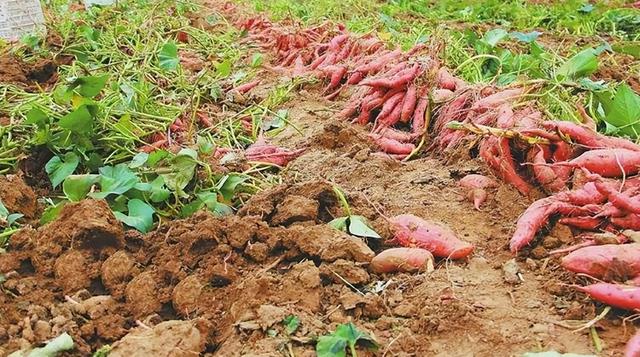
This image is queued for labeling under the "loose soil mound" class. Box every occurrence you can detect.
[0,54,58,87]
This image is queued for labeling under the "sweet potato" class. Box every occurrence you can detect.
[530,146,567,192]
[459,174,498,190]
[510,197,559,253]
[471,88,524,113]
[556,182,607,206]
[370,248,435,273]
[376,91,405,120]
[561,243,640,279]
[378,127,417,143]
[466,189,488,210]
[557,148,640,177]
[480,137,532,196]
[437,67,457,90]
[612,214,640,230]
[411,90,429,134]
[432,89,455,103]
[625,329,640,357]
[543,120,640,152]
[234,80,260,94]
[369,134,415,155]
[576,283,640,310]
[390,214,474,259]
[592,180,640,214]
[400,85,417,123]
[558,216,602,230]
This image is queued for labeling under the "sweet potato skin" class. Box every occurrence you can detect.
[390,214,474,259]
[576,283,640,310]
[370,248,434,273]
[625,329,640,357]
[560,244,640,279]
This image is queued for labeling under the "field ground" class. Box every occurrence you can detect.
[1,0,640,356]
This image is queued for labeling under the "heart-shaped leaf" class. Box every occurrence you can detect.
[63,174,99,201]
[59,105,94,134]
[113,199,155,233]
[90,164,140,199]
[67,74,109,97]
[159,42,180,70]
[46,152,80,188]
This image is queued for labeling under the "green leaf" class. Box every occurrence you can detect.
[147,150,170,167]
[283,315,300,334]
[217,174,246,201]
[25,108,48,126]
[180,200,205,218]
[59,105,94,134]
[578,3,594,13]
[45,152,79,188]
[597,84,640,137]
[113,199,155,233]
[148,176,170,203]
[251,53,263,68]
[510,31,541,43]
[6,213,23,226]
[20,34,41,49]
[0,200,8,218]
[556,48,599,79]
[483,28,508,47]
[334,322,378,352]
[159,42,180,71]
[90,164,140,199]
[67,75,109,97]
[40,201,67,225]
[577,78,607,91]
[63,175,99,202]
[216,59,232,77]
[348,215,381,239]
[158,151,198,195]
[316,335,347,357]
[613,42,640,59]
[11,332,75,357]
[129,153,149,168]
[328,216,348,231]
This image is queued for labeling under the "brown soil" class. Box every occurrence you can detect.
[0,54,58,88]
[0,174,39,220]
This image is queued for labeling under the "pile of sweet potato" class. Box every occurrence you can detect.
[237,16,640,352]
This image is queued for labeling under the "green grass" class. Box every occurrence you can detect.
[0,0,298,239]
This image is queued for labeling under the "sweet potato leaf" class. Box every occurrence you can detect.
[46,152,79,188]
[67,75,109,98]
[63,174,99,201]
[282,315,300,334]
[348,215,381,239]
[159,42,180,70]
[556,48,599,79]
[90,164,140,199]
[113,199,154,233]
[597,84,640,137]
[58,105,94,134]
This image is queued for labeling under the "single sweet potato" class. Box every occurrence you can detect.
[370,248,435,273]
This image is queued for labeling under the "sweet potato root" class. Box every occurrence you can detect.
[390,214,474,259]
[625,329,640,357]
[561,243,640,279]
[370,248,435,273]
[575,283,640,310]
[510,197,559,253]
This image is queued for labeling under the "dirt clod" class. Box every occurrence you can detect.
[109,320,206,357]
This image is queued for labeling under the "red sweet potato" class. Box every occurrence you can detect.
[390,214,474,259]
[467,188,488,210]
[370,248,435,273]
[576,283,640,310]
[471,88,524,113]
[510,197,559,253]
[625,329,640,357]
[411,91,429,135]
[612,214,640,230]
[234,80,260,94]
[376,91,405,121]
[561,243,640,279]
[557,148,640,177]
[480,137,532,196]
[432,89,455,103]
[530,146,567,192]
[558,216,603,230]
[556,182,607,206]
[378,127,417,143]
[369,134,415,155]
[459,174,499,190]
[593,180,640,214]
[437,67,457,90]
[543,120,640,152]
[400,85,417,123]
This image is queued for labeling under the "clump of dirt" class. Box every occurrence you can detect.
[0,54,58,87]
[0,174,39,219]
